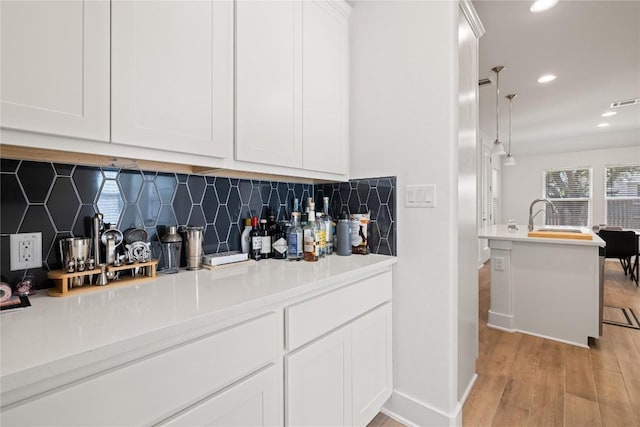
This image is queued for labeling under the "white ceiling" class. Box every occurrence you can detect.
[473,0,640,156]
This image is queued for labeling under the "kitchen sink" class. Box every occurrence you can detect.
[536,228,583,233]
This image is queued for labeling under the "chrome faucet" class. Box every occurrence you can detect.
[528,198,559,231]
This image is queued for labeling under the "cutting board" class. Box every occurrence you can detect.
[527,231,593,240]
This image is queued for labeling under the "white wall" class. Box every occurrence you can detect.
[501,146,640,227]
[350,1,475,425]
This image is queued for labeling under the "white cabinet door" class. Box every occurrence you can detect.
[111,0,232,158]
[0,0,110,141]
[286,327,352,427]
[235,0,303,168]
[302,0,349,174]
[352,303,393,426]
[162,365,281,426]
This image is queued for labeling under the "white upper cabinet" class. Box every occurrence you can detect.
[302,0,349,175]
[235,0,303,168]
[235,0,350,173]
[111,0,233,158]
[0,0,110,141]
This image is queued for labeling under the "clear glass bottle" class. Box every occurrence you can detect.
[287,212,303,261]
[316,211,326,258]
[303,205,319,262]
[160,226,182,273]
[322,196,334,255]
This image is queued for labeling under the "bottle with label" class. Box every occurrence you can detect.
[249,216,262,261]
[303,204,319,262]
[272,222,288,259]
[260,218,272,259]
[322,197,334,255]
[316,211,327,258]
[287,212,303,261]
[240,217,252,254]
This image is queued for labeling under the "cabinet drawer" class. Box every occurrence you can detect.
[2,312,278,427]
[285,271,391,351]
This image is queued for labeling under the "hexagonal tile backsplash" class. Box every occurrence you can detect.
[0,158,396,289]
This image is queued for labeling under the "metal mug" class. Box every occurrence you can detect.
[59,238,91,287]
[181,226,204,270]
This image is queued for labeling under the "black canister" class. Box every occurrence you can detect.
[335,212,352,256]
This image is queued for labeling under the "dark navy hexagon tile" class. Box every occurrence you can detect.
[73,166,103,204]
[156,205,178,229]
[203,187,218,223]
[19,205,56,264]
[73,205,97,238]
[176,173,188,183]
[18,161,54,203]
[188,175,207,205]
[188,205,206,228]
[53,163,75,176]
[215,177,231,204]
[258,181,271,206]
[214,205,232,243]
[0,174,27,234]
[238,180,252,204]
[118,170,144,203]
[139,182,161,227]
[206,176,216,185]
[97,179,124,226]
[48,231,73,270]
[102,168,118,179]
[156,173,177,204]
[203,226,219,254]
[120,204,144,230]
[173,184,192,225]
[1,158,20,173]
[227,187,243,224]
[47,177,80,232]
[248,188,262,217]
[378,178,393,204]
[142,170,157,181]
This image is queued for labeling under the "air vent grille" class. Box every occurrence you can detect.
[610,98,640,108]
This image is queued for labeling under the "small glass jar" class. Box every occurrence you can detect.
[160,226,182,274]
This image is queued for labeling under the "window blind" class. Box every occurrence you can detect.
[543,168,592,226]
[605,165,640,229]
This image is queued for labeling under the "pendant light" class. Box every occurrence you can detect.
[491,66,507,156]
[504,93,517,166]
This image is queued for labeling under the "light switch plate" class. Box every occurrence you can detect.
[406,184,436,208]
[10,232,43,270]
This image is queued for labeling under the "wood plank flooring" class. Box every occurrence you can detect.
[463,260,640,427]
[368,260,640,427]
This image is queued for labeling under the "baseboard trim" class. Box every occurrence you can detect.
[382,389,466,427]
[487,310,514,330]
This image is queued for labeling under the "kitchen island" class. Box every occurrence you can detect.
[479,225,605,348]
[1,254,396,426]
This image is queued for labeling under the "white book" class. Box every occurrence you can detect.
[201,251,248,266]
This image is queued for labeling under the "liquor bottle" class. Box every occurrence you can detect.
[272,222,288,259]
[240,217,252,254]
[303,204,319,262]
[260,218,272,259]
[287,212,303,261]
[323,196,334,255]
[316,211,327,258]
[249,216,262,260]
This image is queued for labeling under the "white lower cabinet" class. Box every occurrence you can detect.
[161,365,281,426]
[1,313,279,427]
[285,302,392,427]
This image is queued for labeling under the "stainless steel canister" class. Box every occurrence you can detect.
[182,226,203,270]
[59,237,91,287]
[335,213,352,256]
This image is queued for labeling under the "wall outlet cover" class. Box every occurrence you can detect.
[10,232,43,271]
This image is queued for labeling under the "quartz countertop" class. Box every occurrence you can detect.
[479,224,605,247]
[1,254,396,402]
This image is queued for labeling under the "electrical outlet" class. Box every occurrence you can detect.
[10,232,43,270]
[494,256,505,271]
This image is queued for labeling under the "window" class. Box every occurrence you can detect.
[605,165,640,229]
[543,168,592,226]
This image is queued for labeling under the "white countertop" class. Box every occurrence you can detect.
[479,224,605,247]
[1,254,396,401]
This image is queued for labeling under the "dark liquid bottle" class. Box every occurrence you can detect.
[249,216,262,261]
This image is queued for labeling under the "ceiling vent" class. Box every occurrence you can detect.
[610,98,640,108]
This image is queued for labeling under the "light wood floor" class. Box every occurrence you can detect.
[463,260,640,427]
[369,260,640,427]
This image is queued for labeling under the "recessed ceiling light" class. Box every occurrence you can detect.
[601,111,617,117]
[530,0,559,13]
[537,74,557,83]
[597,123,609,128]
[529,0,558,13]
